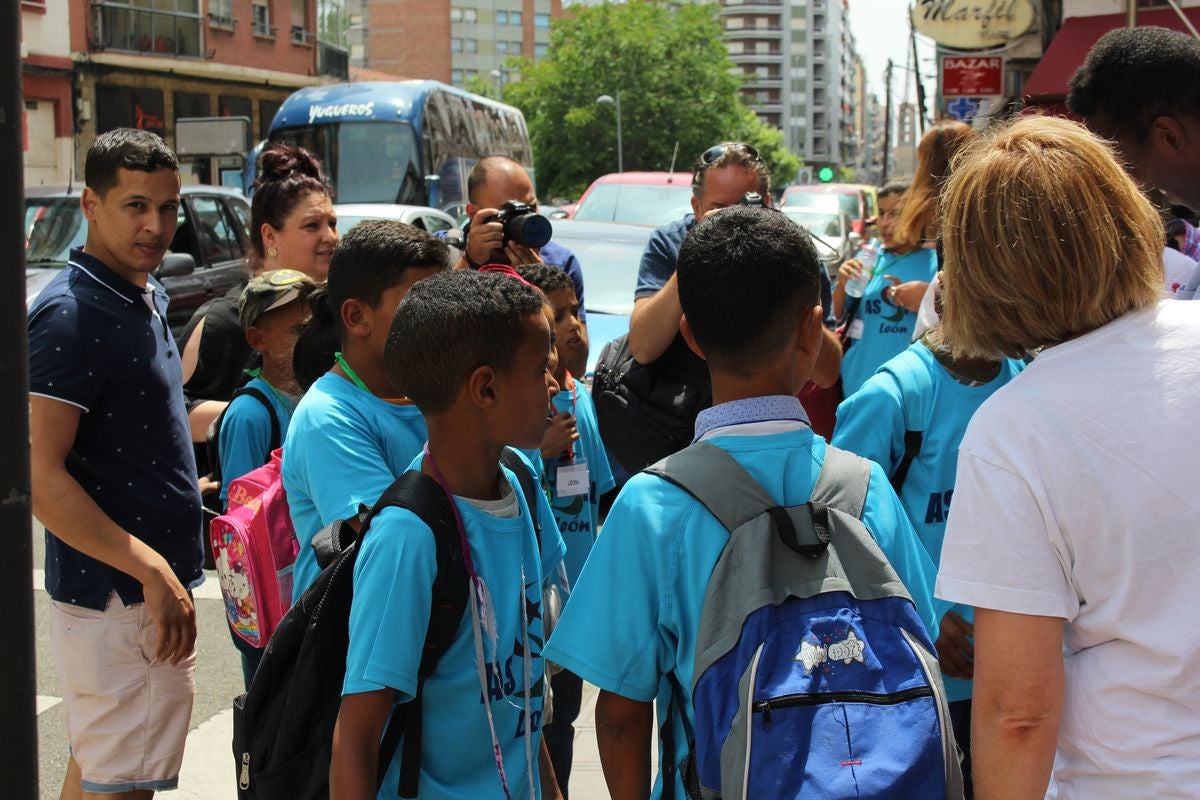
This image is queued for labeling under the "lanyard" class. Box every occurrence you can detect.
[334,351,371,393]
[244,368,296,413]
[562,372,578,462]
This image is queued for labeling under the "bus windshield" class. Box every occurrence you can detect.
[271,121,423,205]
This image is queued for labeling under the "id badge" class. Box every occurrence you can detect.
[846,318,865,341]
[556,458,590,498]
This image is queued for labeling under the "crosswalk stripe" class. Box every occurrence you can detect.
[32,568,225,602]
[36,695,62,715]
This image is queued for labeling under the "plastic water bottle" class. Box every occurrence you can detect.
[844,241,879,298]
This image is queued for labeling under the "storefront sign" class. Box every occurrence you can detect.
[942,55,1004,96]
[912,0,1037,49]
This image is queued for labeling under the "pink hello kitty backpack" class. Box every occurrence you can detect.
[210,448,298,648]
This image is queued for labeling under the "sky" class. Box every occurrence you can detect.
[847,0,938,107]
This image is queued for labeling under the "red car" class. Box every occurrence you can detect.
[568,171,695,227]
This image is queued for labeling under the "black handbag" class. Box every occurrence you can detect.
[592,333,713,474]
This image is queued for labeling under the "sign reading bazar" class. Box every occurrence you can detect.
[942,56,1004,97]
[912,0,1037,49]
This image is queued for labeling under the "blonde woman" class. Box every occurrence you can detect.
[934,116,1200,798]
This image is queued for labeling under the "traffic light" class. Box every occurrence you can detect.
[818,166,835,183]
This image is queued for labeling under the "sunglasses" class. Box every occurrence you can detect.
[699,142,761,166]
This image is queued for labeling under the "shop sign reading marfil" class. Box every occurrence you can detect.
[942,56,1004,96]
[912,0,1037,49]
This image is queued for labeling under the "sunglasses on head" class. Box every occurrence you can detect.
[699,142,761,166]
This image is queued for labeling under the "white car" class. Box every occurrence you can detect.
[334,203,460,236]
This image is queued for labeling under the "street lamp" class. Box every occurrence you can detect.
[489,68,503,97]
[596,92,623,174]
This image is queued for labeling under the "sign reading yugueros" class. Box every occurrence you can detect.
[911,0,1037,49]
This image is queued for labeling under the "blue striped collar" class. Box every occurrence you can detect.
[693,394,811,442]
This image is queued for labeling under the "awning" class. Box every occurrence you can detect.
[1024,8,1200,98]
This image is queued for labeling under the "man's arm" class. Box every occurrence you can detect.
[330,688,396,800]
[628,274,683,364]
[810,326,842,389]
[971,609,1064,800]
[539,737,565,800]
[596,690,654,800]
[30,396,196,663]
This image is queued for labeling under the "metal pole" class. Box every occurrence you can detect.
[1128,0,1138,28]
[911,29,928,133]
[0,0,41,795]
[882,59,893,185]
[615,91,624,175]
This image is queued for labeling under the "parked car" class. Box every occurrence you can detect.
[334,203,459,235]
[25,185,252,333]
[570,172,694,227]
[548,219,654,375]
[781,183,872,237]
[780,207,859,267]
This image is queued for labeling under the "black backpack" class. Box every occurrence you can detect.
[232,450,541,800]
[592,333,713,474]
[207,385,281,492]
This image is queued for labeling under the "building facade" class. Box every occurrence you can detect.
[344,0,562,88]
[20,0,349,188]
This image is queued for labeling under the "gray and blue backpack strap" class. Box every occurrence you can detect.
[877,346,937,492]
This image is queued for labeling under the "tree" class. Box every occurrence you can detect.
[504,0,798,199]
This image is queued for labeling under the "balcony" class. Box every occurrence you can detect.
[728,49,784,64]
[719,0,784,11]
[741,75,783,89]
[90,1,203,57]
[290,25,314,45]
[318,40,349,79]
[724,26,784,40]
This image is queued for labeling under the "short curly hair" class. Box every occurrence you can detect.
[1067,26,1200,145]
[515,264,574,297]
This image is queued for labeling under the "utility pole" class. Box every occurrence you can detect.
[882,59,893,185]
[911,28,928,133]
[0,0,40,793]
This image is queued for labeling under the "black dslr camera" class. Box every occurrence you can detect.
[739,192,766,207]
[492,200,552,249]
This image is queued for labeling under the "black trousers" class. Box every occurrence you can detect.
[542,669,583,798]
[949,699,973,799]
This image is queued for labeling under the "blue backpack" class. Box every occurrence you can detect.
[646,442,963,800]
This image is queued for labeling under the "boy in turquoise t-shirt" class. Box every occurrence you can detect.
[831,311,1025,796]
[284,220,448,602]
[330,270,567,800]
[218,269,313,505]
[834,181,939,396]
[518,264,615,796]
[543,206,943,800]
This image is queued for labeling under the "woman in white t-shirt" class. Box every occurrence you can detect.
[934,116,1200,799]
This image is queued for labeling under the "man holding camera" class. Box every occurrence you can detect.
[628,142,841,387]
[458,156,588,375]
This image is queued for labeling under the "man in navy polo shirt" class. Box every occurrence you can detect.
[29,128,203,799]
[453,155,590,375]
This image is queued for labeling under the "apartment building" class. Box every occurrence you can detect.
[344,0,562,87]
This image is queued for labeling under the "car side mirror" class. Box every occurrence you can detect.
[155,253,196,278]
[848,231,863,250]
[547,210,568,220]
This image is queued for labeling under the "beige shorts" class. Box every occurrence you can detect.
[50,595,196,794]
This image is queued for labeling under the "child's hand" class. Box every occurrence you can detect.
[540,412,579,459]
[837,258,864,289]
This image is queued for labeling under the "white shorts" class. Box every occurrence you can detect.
[50,594,196,794]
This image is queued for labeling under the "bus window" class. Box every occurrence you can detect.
[271,121,423,205]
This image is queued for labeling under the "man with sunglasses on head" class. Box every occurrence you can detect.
[628,142,841,384]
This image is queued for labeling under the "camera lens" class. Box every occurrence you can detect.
[508,212,553,249]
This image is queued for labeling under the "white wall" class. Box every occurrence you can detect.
[21,0,71,58]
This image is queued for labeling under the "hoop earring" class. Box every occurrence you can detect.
[267,246,278,259]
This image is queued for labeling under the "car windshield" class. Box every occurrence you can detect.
[273,121,424,205]
[25,198,86,265]
[782,209,843,239]
[785,190,859,220]
[572,183,694,226]
[552,228,650,315]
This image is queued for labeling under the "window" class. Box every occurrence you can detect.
[252,2,272,37]
[511,41,522,55]
[497,40,508,54]
[290,0,309,41]
[451,69,464,84]
[450,7,462,22]
[464,8,476,22]
[534,12,549,28]
[189,195,239,264]
[451,37,462,52]
[464,38,476,53]
[92,0,203,57]
[209,0,233,27]
[496,10,508,24]
[534,42,547,58]
[510,10,522,25]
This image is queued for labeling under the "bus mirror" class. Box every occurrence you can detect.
[425,175,441,210]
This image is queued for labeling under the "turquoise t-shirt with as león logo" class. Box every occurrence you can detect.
[840,248,938,397]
